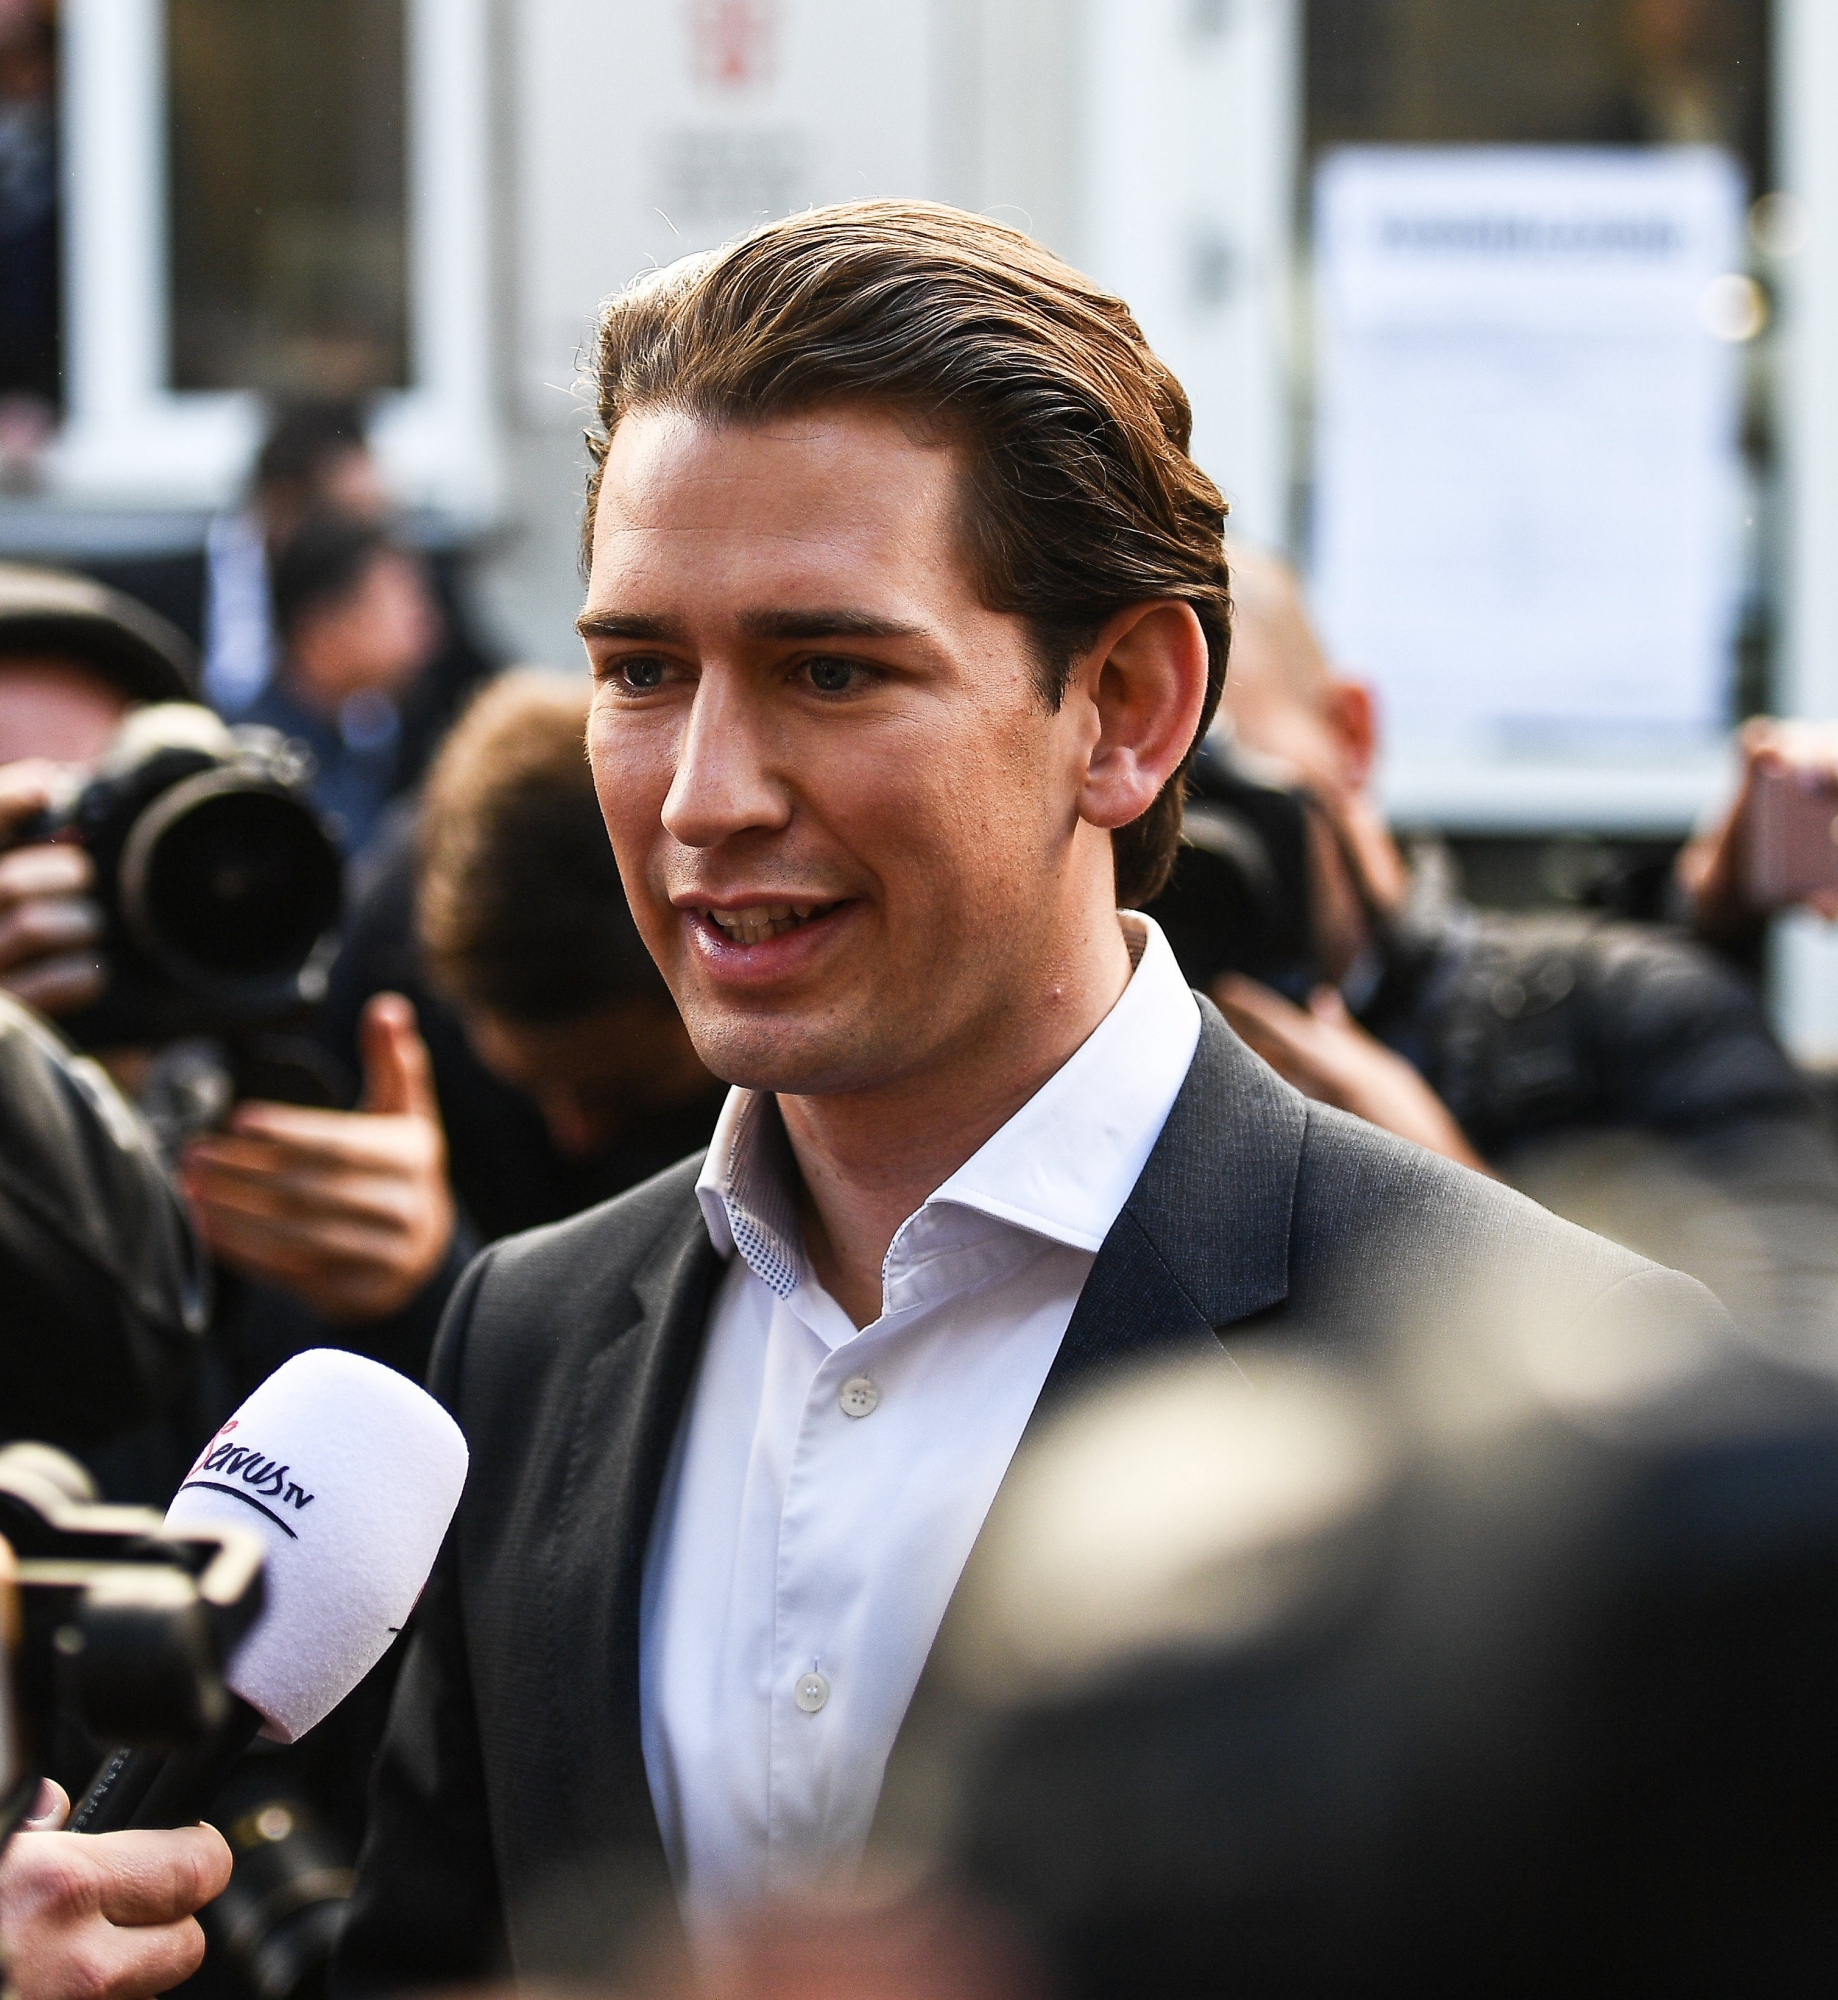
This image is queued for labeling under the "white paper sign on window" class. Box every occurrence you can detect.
[1310,147,1747,753]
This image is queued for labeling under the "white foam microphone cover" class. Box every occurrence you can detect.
[163,1348,469,1743]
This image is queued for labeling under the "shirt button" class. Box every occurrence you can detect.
[838,1375,880,1419]
[794,1671,830,1713]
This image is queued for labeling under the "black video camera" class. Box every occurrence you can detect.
[0,1442,264,1843]
[19,704,343,1052]
[1145,732,1323,1002]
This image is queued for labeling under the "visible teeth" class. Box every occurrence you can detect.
[706,903,825,945]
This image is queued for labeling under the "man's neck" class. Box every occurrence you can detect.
[781,914,1135,1327]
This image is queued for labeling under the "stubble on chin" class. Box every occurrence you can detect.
[675,995,892,1099]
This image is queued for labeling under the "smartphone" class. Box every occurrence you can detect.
[1746,762,1838,906]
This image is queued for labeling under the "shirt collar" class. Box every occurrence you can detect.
[695,913,1202,1299]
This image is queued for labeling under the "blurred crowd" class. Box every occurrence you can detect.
[0,403,735,1993]
[5,391,1838,1997]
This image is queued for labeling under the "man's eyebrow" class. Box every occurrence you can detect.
[737,608,927,642]
[574,610,689,643]
[573,608,927,644]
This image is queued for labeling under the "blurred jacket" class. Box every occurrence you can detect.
[1368,895,1838,1370]
[0,990,210,1449]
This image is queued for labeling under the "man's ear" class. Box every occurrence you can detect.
[1324,677,1380,790]
[1076,601,1210,834]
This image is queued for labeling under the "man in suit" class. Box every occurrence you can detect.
[334,201,1726,1991]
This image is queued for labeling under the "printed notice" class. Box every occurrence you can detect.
[1310,147,1747,752]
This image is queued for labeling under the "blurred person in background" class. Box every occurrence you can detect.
[211,399,503,788]
[183,671,723,1384]
[0,565,198,1020]
[1182,548,1838,1376]
[0,562,459,1455]
[200,399,388,717]
[78,401,388,715]
[317,670,726,1246]
[0,0,57,483]
[222,402,503,788]
[249,515,441,856]
[82,397,501,786]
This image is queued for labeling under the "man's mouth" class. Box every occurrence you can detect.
[697,901,837,946]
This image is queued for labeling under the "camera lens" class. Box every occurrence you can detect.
[1150,798,1317,995]
[206,1793,356,2000]
[120,772,343,1007]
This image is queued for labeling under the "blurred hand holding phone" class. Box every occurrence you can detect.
[1744,752,1838,912]
[1678,719,1838,942]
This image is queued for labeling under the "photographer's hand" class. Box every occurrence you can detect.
[178,993,457,1323]
[0,1781,232,2000]
[0,762,106,1018]
[1677,718,1838,945]
[1216,974,1495,1177]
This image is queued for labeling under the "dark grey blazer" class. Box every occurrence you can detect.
[332,1004,1727,1992]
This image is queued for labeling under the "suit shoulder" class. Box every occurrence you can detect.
[1276,1100,1731,1355]
[1291,1096,1655,1294]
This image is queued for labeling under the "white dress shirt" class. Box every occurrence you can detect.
[639,913,1201,1924]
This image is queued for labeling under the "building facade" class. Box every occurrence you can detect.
[8,0,1838,1045]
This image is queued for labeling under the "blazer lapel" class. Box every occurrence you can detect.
[538,1196,722,1886]
[1035,999,1307,1411]
[873,1004,1310,1856]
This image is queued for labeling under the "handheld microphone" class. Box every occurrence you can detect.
[73,1348,468,1831]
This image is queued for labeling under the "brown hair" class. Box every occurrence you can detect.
[417,671,668,1021]
[583,200,1231,906]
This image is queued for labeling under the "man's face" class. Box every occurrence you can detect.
[290,552,440,710]
[582,405,1104,1099]
[0,656,130,765]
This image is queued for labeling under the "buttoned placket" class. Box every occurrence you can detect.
[753,1203,1055,1888]
[658,914,1203,1916]
[763,1274,853,1881]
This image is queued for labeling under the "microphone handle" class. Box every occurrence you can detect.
[72,1698,264,1832]
[70,1745,167,1832]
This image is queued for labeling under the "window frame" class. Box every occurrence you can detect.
[49,0,499,519]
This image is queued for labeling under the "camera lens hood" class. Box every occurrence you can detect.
[117,765,343,1018]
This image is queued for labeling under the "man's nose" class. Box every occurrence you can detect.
[661,675,791,849]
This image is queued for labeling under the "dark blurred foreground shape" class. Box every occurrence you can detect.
[457,1284,1838,2000]
[874,1313,1838,1998]
[0,988,209,1447]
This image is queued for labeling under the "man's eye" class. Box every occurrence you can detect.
[616,656,667,692]
[805,657,859,694]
